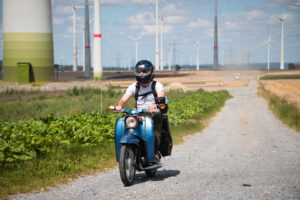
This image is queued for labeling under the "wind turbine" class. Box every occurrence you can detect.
[84,0,92,78]
[213,0,219,69]
[93,0,103,80]
[196,41,200,70]
[263,35,272,70]
[128,32,145,64]
[72,5,78,71]
[275,14,287,70]
[160,17,164,71]
[168,50,172,71]
[155,0,159,70]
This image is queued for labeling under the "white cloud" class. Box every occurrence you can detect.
[165,16,187,24]
[127,12,154,25]
[265,0,290,9]
[245,10,266,21]
[53,17,66,25]
[53,5,72,16]
[130,0,153,5]
[161,3,186,15]
[142,24,172,35]
[102,0,125,5]
[187,18,212,29]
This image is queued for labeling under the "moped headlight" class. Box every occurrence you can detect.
[125,116,138,128]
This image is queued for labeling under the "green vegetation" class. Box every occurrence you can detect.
[0,88,232,199]
[260,74,300,80]
[0,87,124,122]
[259,84,300,131]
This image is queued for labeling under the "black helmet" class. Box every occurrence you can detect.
[135,60,154,83]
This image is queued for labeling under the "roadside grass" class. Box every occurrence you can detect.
[260,74,300,80]
[0,143,116,199]
[0,88,231,199]
[0,87,193,122]
[258,83,300,131]
[0,88,124,122]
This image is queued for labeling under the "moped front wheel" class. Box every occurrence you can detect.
[119,144,136,186]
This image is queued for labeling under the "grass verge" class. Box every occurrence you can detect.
[258,82,300,131]
[260,74,300,80]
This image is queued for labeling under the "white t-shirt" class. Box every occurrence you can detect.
[126,81,164,110]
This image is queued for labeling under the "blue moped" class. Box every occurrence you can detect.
[109,105,172,186]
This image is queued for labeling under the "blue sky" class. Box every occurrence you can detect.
[1,0,300,68]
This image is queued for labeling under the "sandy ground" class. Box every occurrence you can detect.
[1,70,300,107]
[103,70,261,89]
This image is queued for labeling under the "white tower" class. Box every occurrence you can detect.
[275,15,287,70]
[196,41,200,70]
[168,51,172,71]
[264,35,272,70]
[93,0,103,80]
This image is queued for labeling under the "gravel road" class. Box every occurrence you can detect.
[12,80,300,200]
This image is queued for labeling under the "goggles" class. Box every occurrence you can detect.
[135,65,152,76]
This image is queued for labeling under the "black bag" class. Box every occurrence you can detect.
[159,115,172,156]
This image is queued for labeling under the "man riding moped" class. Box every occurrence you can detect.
[112,60,172,185]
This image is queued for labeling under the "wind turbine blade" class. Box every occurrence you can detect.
[128,36,136,41]
[274,14,283,21]
[288,3,300,7]
[261,40,268,45]
[268,34,271,43]
[161,0,170,7]
[137,32,145,40]
[282,13,289,20]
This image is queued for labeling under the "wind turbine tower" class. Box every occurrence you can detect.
[3,0,54,82]
[128,33,145,64]
[72,5,78,71]
[196,41,200,70]
[168,51,172,70]
[264,35,272,70]
[160,17,164,70]
[84,0,92,78]
[275,15,287,70]
[93,0,103,80]
[155,0,159,70]
[213,0,219,69]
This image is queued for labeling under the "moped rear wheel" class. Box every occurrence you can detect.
[119,145,136,186]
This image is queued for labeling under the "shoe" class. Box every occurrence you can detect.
[155,152,161,162]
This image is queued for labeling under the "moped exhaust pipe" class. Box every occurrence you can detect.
[141,162,163,171]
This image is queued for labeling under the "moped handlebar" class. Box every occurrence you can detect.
[108,106,161,115]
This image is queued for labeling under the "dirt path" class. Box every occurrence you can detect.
[12,80,300,200]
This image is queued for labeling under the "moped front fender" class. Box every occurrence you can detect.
[120,135,140,147]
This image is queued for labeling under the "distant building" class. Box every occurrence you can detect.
[288,63,300,70]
